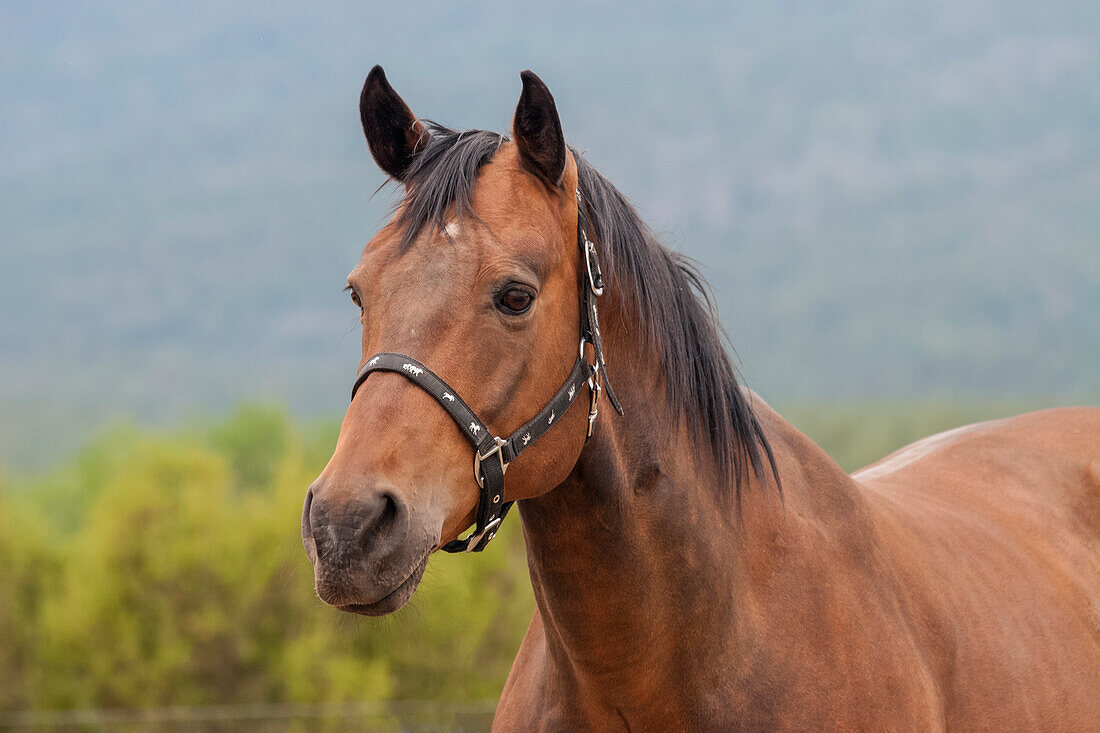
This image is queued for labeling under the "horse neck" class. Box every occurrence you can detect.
[515,307,871,707]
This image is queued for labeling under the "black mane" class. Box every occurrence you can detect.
[393,123,778,499]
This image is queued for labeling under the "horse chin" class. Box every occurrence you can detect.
[334,554,430,617]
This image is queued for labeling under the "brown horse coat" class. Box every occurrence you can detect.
[497,403,1100,731]
[302,67,1100,731]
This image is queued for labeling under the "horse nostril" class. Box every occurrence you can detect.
[304,483,409,569]
[301,485,317,562]
[363,491,400,550]
[302,487,315,529]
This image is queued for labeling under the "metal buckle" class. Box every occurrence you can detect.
[580,335,602,439]
[587,376,601,438]
[578,188,604,297]
[473,436,509,490]
[455,516,503,553]
[584,239,605,296]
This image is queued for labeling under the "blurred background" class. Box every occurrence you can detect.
[1,1,1097,729]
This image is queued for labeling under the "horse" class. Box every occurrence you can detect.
[300,66,1100,731]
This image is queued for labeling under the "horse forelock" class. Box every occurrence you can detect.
[394,123,506,250]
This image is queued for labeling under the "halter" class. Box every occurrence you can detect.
[349,189,623,553]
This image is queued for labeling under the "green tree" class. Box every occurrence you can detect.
[0,488,58,711]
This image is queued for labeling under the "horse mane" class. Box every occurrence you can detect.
[571,150,780,500]
[393,122,779,501]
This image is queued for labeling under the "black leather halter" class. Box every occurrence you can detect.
[350,189,623,553]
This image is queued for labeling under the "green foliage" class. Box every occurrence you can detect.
[0,488,59,710]
[206,404,291,493]
[2,406,534,713]
[16,423,146,536]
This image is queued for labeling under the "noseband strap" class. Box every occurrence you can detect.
[348,187,622,553]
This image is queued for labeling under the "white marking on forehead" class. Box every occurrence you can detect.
[444,220,461,238]
[852,424,978,481]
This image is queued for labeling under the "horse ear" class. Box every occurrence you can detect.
[359,65,428,182]
[512,70,566,187]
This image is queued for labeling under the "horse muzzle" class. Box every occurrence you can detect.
[301,479,434,616]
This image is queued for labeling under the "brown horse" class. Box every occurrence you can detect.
[301,67,1100,731]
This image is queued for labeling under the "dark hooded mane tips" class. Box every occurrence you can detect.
[390,123,778,499]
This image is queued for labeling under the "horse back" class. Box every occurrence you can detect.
[856,407,1100,730]
[856,406,1100,549]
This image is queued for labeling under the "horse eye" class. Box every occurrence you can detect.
[349,290,362,309]
[497,287,533,315]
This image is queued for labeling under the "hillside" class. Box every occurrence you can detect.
[1,1,1097,469]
